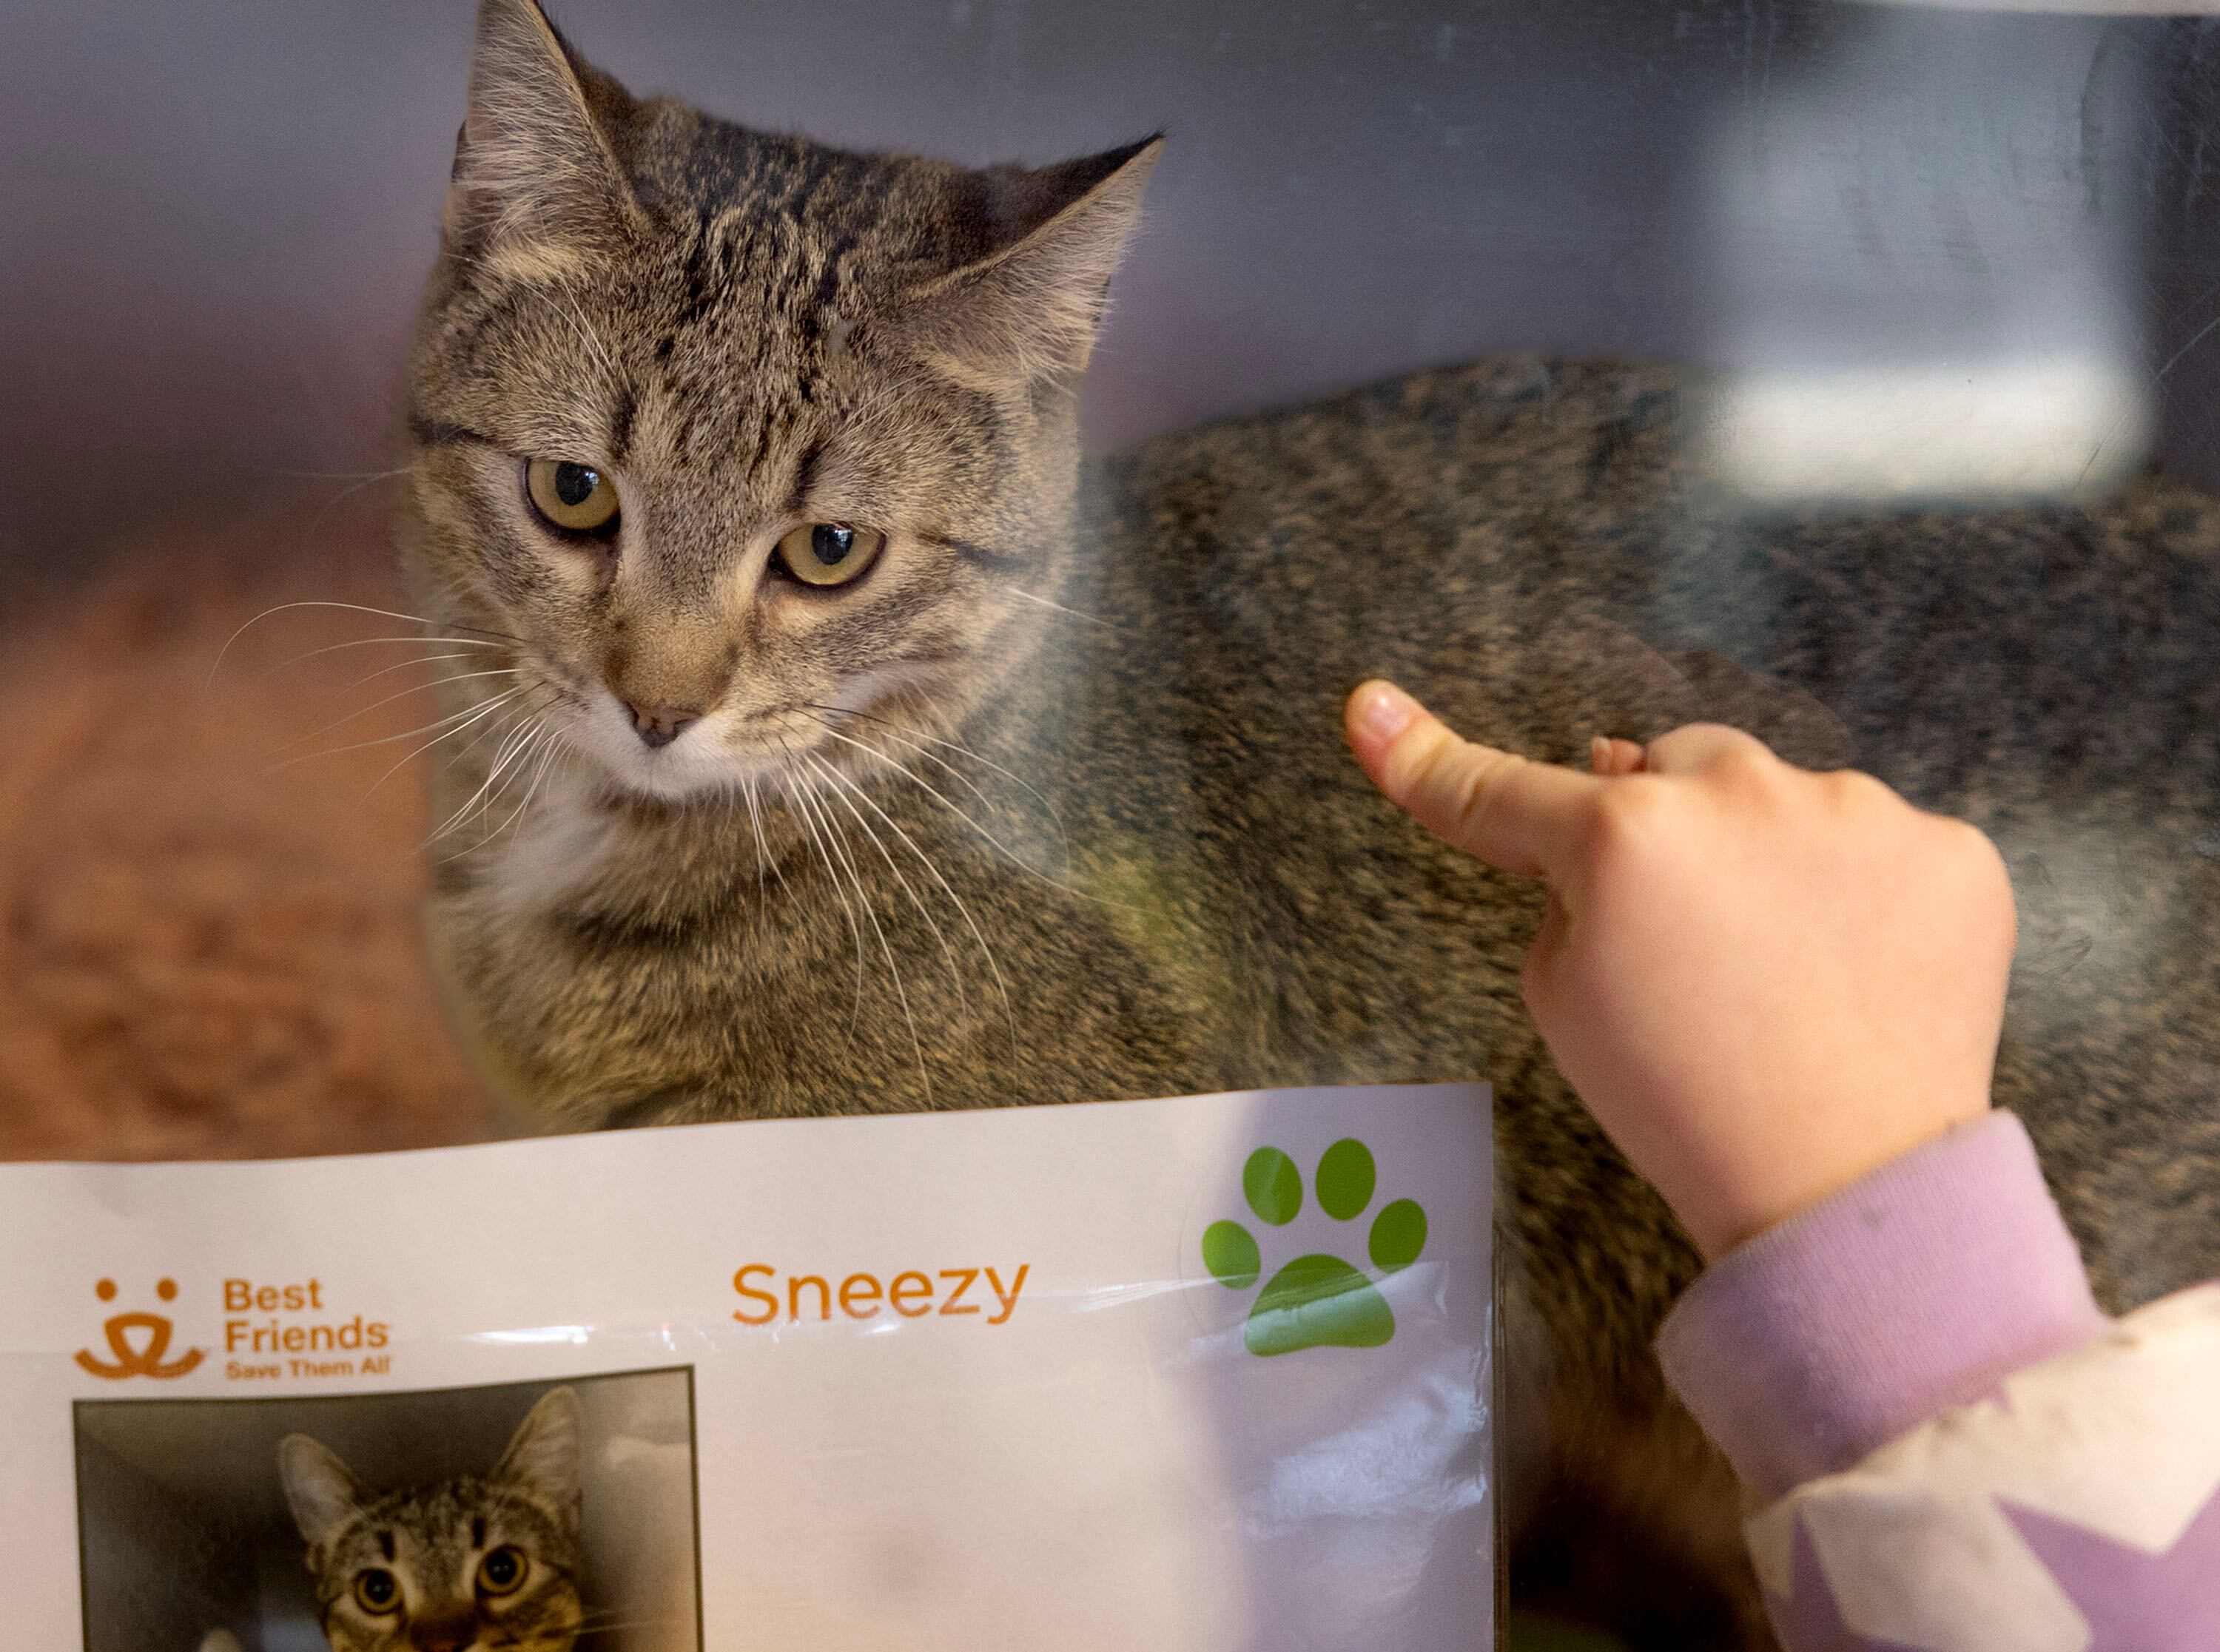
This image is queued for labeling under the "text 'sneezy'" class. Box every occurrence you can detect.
[733,1264,1030,1327]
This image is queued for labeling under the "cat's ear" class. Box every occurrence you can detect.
[884,137,1163,389]
[444,0,642,263]
[277,1434,365,1555]
[494,1386,583,1512]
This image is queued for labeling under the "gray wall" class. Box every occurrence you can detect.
[1,2,2213,588]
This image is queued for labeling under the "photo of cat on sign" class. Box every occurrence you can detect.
[71,1369,699,1652]
[275,1386,586,1652]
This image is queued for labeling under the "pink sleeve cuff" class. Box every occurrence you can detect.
[1655,1110,2108,1502]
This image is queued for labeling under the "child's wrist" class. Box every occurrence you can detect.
[1655,1110,2107,1500]
[1677,1091,1997,1261]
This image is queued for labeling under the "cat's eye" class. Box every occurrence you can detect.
[773,523,886,588]
[353,1568,400,1614]
[477,1544,528,1597]
[524,458,621,538]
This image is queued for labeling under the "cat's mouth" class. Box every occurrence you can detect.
[565,687,786,803]
[557,688,875,810]
[559,658,949,806]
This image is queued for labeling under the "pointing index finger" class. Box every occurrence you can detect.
[1346,681,1604,881]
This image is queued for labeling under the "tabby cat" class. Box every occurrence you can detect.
[278,1386,584,1652]
[397,1,2220,1642]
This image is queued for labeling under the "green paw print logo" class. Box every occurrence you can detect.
[1202,1139,1428,1356]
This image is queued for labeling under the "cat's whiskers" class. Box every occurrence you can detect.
[300,468,412,543]
[802,716,1142,914]
[251,647,527,803]
[804,722,1046,877]
[804,751,972,1014]
[805,750,1018,1058]
[477,709,549,800]
[563,1612,691,1634]
[439,681,554,779]
[209,599,523,689]
[801,781,887,1032]
[437,724,546,852]
[440,721,564,860]
[776,734,870,1042]
[257,633,511,681]
[269,465,413,481]
[804,701,1071,871]
[743,775,784,902]
[744,775,768,897]
[794,766,928,1097]
[263,701,543,878]
[284,661,520,752]
[425,708,547,849]
[346,683,543,817]
[276,666,525,758]
[269,681,522,778]
[494,728,568,849]
[1004,584,1127,633]
[330,648,509,697]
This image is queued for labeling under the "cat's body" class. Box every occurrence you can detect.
[403,4,2220,1642]
[278,1387,585,1652]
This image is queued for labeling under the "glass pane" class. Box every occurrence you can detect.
[1,3,2215,1648]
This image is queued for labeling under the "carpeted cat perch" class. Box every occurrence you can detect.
[0,519,493,1162]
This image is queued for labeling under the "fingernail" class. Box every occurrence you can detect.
[1354,681,1421,745]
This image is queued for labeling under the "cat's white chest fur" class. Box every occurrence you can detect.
[475,765,619,928]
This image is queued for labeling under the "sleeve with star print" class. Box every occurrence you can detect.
[1652,1110,2220,1651]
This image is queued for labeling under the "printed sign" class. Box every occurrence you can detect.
[0,1084,1493,1651]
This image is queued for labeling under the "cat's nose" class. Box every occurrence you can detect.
[403,1616,477,1652]
[624,701,700,749]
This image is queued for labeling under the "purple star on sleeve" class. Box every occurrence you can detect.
[1766,1515,1931,1652]
[2000,1485,2220,1651]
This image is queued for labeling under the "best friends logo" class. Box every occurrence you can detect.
[75,1278,204,1380]
[74,1276,394,1383]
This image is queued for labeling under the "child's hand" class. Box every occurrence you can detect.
[1345,680,2016,1259]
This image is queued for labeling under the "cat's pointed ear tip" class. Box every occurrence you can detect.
[498,1386,585,1489]
[471,0,584,67]
[478,0,554,26]
[277,1433,354,1492]
[275,1432,324,1469]
[1111,132,1168,178]
[277,1434,363,1546]
[535,1383,582,1422]
[514,1384,584,1451]
[473,0,542,38]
